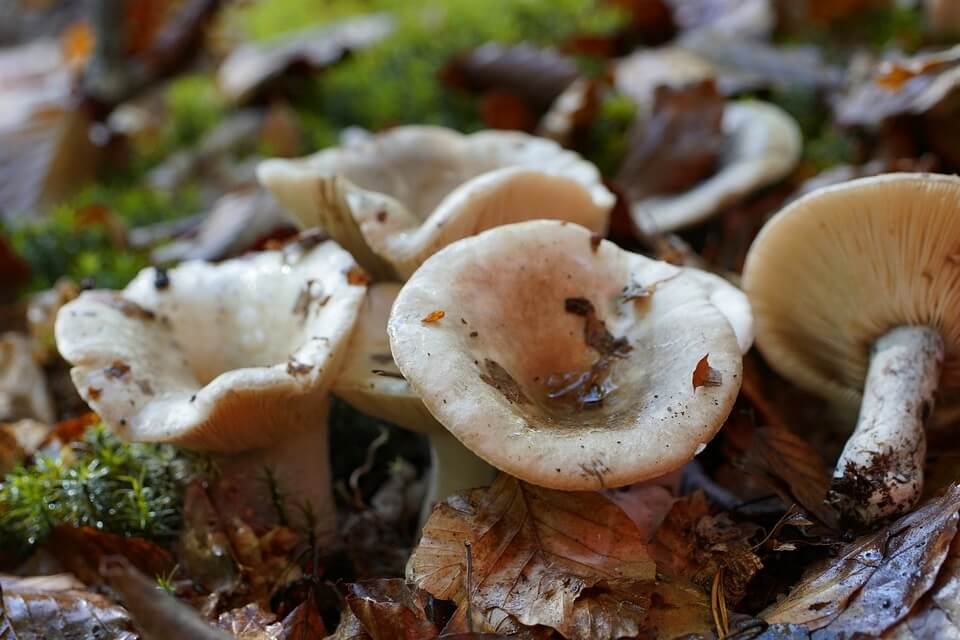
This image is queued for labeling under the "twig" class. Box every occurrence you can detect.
[348,427,389,510]
[464,540,474,633]
[711,569,729,640]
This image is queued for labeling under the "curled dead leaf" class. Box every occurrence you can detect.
[692,353,723,390]
[408,474,655,640]
[344,579,439,640]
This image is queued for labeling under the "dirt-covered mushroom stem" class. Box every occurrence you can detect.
[744,173,960,528]
[827,326,944,525]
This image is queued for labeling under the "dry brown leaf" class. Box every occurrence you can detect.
[344,579,439,640]
[653,491,762,605]
[616,80,725,202]
[408,474,655,640]
[325,606,370,640]
[278,595,326,639]
[46,525,175,587]
[0,578,138,639]
[736,425,836,527]
[217,603,282,639]
[764,485,960,636]
[692,354,723,390]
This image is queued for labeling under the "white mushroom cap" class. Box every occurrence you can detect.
[258,125,615,279]
[743,172,960,412]
[630,101,801,234]
[683,269,754,354]
[333,282,440,433]
[388,220,743,490]
[54,239,367,451]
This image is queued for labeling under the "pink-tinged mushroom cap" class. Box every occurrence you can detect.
[388,220,744,490]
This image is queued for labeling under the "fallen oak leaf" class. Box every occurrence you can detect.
[408,474,655,640]
[763,485,960,636]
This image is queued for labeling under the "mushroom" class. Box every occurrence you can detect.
[743,173,960,526]
[333,282,495,518]
[629,100,801,234]
[387,220,746,490]
[257,126,615,279]
[54,236,367,539]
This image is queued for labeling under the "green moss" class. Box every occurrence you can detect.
[236,0,625,145]
[580,92,637,177]
[8,184,198,292]
[0,425,195,556]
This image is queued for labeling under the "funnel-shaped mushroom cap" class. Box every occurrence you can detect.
[684,270,754,354]
[333,282,439,432]
[54,239,367,451]
[631,101,801,233]
[258,126,615,279]
[388,220,743,490]
[743,173,960,410]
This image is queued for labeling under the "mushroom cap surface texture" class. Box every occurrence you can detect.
[743,172,960,411]
[387,220,743,490]
[55,239,367,451]
[258,125,615,278]
[630,100,801,233]
[333,281,440,432]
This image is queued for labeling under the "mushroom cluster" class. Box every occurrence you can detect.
[55,118,759,543]
[744,173,960,526]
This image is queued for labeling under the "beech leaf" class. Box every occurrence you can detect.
[763,485,960,637]
[0,575,138,639]
[408,474,655,640]
[344,579,439,640]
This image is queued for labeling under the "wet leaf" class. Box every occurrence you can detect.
[46,525,175,587]
[764,485,960,636]
[217,14,395,103]
[325,606,369,640]
[883,532,960,638]
[0,577,138,639]
[834,46,960,126]
[408,474,655,639]
[653,491,762,605]
[616,80,725,202]
[177,480,240,595]
[344,579,439,640]
[442,42,579,111]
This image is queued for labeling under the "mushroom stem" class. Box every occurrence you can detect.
[212,399,336,543]
[827,326,944,527]
[423,430,497,523]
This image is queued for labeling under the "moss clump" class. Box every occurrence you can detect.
[579,92,637,177]
[7,184,197,292]
[0,425,195,556]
